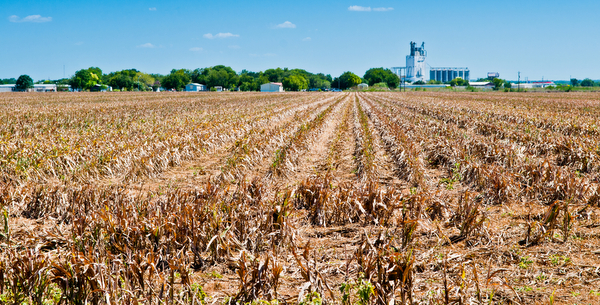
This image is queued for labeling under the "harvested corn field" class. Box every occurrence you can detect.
[1,91,600,304]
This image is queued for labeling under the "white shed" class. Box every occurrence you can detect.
[357,83,369,90]
[260,82,284,92]
[185,83,207,92]
[469,81,494,89]
[0,85,16,93]
[34,84,57,92]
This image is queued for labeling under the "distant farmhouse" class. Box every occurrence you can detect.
[468,82,495,89]
[260,82,284,92]
[512,81,556,89]
[185,83,207,92]
[0,84,58,92]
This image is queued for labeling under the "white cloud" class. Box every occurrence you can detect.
[373,7,394,11]
[137,43,155,48]
[228,45,240,49]
[348,6,393,12]
[274,21,296,29]
[302,37,311,41]
[348,5,371,11]
[9,14,52,23]
[189,47,203,52]
[74,42,84,46]
[203,32,239,39]
[149,7,157,11]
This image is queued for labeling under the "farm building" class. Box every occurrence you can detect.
[469,81,494,89]
[260,82,284,92]
[34,84,58,92]
[0,84,58,92]
[0,85,15,92]
[358,83,369,90]
[185,83,207,92]
[511,81,556,89]
[430,67,470,83]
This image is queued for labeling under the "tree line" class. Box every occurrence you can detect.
[3,66,402,92]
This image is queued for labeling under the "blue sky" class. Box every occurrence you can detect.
[2,0,599,81]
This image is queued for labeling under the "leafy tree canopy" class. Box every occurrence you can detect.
[70,67,102,90]
[363,68,400,89]
[332,71,361,90]
[449,78,469,87]
[581,78,595,87]
[15,75,34,91]
[570,78,579,87]
[282,75,309,91]
[162,69,191,90]
[492,78,505,90]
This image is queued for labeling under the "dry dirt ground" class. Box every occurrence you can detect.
[3,91,600,304]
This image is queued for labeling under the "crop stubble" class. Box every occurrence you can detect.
[1,91,599,304]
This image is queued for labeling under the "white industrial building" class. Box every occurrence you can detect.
[0,84,57,92]
[185,83,207,92]
[511,81,556,89]
[405,42,427,83]
[430,68,470,83]
[0,85,15,92]
[34,84,57,92]
[260,82,284,92]
[469,81,494,89]
[392,41,470,84]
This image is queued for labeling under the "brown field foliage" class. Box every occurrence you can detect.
[1,91,600,304]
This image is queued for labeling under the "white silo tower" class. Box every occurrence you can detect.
[406,41,427,83]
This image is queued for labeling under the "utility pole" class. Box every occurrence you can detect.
[518,71,521,92]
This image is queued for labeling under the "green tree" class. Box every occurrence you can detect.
[581,78,595,87]
[492,78,504,90]
[338,71,361,90]
[504,81,512,89]
[15,75,34,91]
[363,68,400,88]
[69,69,97,90]
[282,75,308,91]
[570,78,579,87]
[449,78,469,87]
[88,67,103,80]
[162,69,191,90]
[109,74,134,90]
[135,72,156,91]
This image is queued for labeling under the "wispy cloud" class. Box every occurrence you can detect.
[203,32,239,39]
[274,21,296,29]
[9,15,52,23]
[149,7,157,11]
[74,42,84,46]
[302,37,311,41]
[348,6,393,12]
[264,53,277,57]
[189,47,203,52]
[137,43,155,48]
[228,45,240,49]
[348,5,371,11]
[373,7,394,11]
